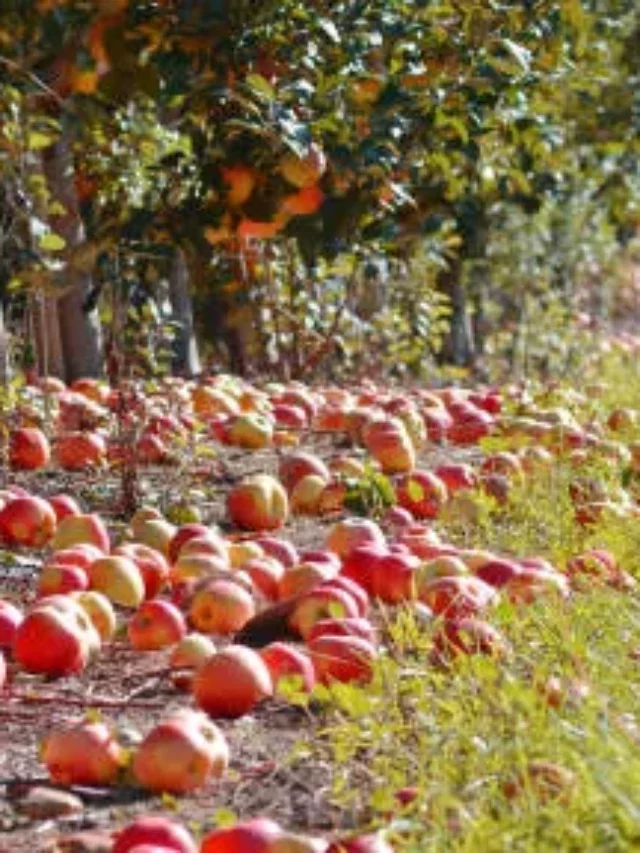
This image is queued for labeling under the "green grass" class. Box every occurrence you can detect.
[291,349,640,851]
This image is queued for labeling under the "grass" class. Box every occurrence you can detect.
[290,349,640,851]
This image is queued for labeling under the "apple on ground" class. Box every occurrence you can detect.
[189,578,256,634]
[128,599,187,651]
[42,719,125,786]
[113,816,198,853]
[132,708,229,793]
[87,555,145,608]
[259,642,317,695]
[193,645,273,718]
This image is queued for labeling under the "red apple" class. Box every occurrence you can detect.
[48,493,82,522]
[0,495,57,547]
[0,599,23,649]
[418,575,497,619]
[128,599,187,651]
[227,475,289,531]
[254,536,299,569]
[306,617,376,645]
[56,431,106,469]
[42,719,125,785]
[279,451,330,492]
[259,642,317,694]
[37,563,89,597]
[189,579,255,634]
[340,543,388,594]
[433,618,508,660]
[193,645,273,718]
[308,635,377,685]
[434,463,477,495]
[474,558,522,589]
[168,524,213,564]
[289,587,360,638]
[132,708,229,793]
[328,576,369,616]
[200,818,283,853]
[396,471,448,520]
[371,551,420,603]
[326,518,386,559]
[113,816,198,853]
[13,602,91,675]
[10,427,50,470]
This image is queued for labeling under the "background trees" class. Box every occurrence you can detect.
[0,0,638,381]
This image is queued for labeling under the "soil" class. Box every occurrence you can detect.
[0,435,461,852]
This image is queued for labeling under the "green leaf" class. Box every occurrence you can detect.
[213,808,238,828]
[27,131,56,150]
[245,73,276,102]
[38,232,66,252]
[407,479,424,503]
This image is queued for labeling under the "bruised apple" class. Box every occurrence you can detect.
[42,719,125,786]
[132,708,229,794]
[193,645,273,718]
[227,475,289,531]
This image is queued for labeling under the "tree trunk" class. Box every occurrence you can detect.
[436,256,476,367]
[42,137,103,383]
[168,248,201,376]
[32,294,65,379]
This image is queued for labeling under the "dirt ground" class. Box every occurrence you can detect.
[0,436,459,852]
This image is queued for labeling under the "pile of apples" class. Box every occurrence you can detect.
[3,360,640,849]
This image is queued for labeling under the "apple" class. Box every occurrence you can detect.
[505,567,569,604]
[114,543,170,599]
[273,403,308,429]
[243,557,285,600]
[169,633,216,690]
[363,418,416,474]
[289,587,360,638]
[133,708,229,794]
[306,617,376,645]
[0,495,57,547]
[326,834,393,852]
[189,579,255,634]
[254,536,299,569]
[128,599,187,650]
[473,558,522,588]
[51,513,110,552]
[267,834,328,853]
[447,403,494,445]
[136,433,168,465]
[381,505,414,532]
[87,555,145,608]
[13,602,91,676]
[227,475,289,531]
[193,645,273,718]
[328,576,369,616]
[130,506,164,537]
[178,533,230,565]
[42,719,125,786]
[340,543,387,594]
[433,463,477,495]
[134,518,177,558]
[37,562,89,597]
[168,523,214,564]
[259,642,317,694]
[0,600,23,649]
[113,816,198,853]
[10,427,50,470]
[48,493,82,522]
[56,431,107,469]
[396,471,448,520]
[371,551,420,603]
[279,451,330,492]
[480,451,525,481]
[308,635,377,685]
[421,406,453,443]
[73,590,117,641]
[226,413,274,449]
[418,576,497,619]
[278,561,337,600]
[170,553,231,584]
[396,524,442,558]
[200,818,283,853]
[326,518,386,559]
[290,474,328,515]
[433,618,508,660]
[228,539,265,567]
